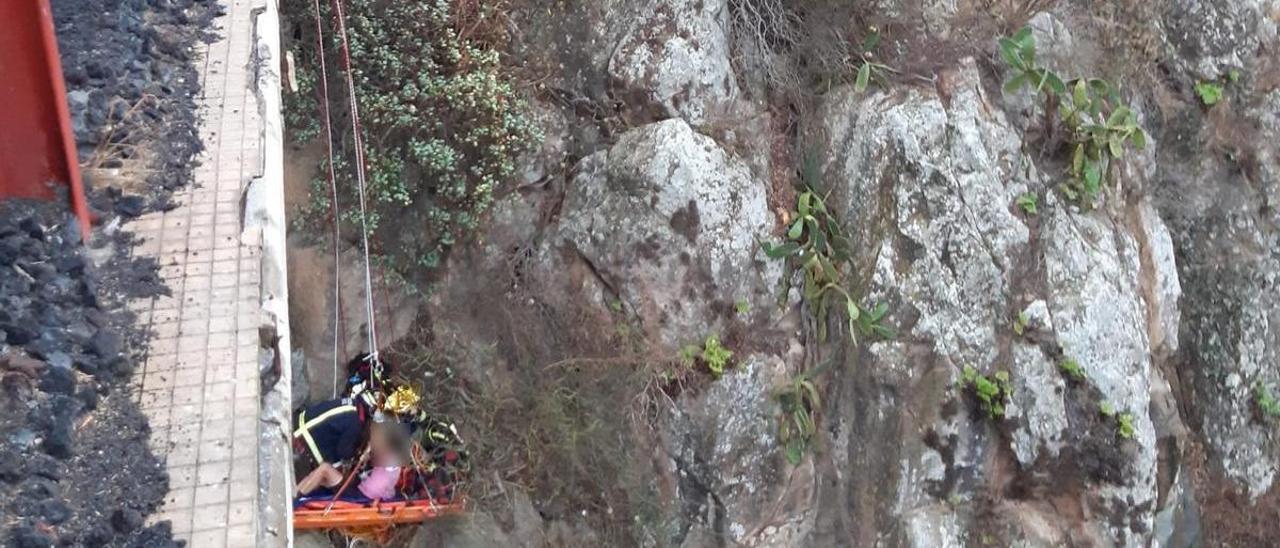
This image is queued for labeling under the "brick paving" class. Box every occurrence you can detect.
[125,0,265,545]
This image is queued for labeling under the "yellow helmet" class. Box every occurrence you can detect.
[383,385,421,416]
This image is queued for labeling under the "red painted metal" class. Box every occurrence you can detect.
[0,0,91,239]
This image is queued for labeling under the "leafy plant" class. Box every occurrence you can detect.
[1098,402,1134,438]
[682,334,733,379]
[735,299,752,315]
[854,302,895,339]
[1012,312,1029,336]
[701,335,733,378]
[1058,79,1146,206]
[762,155,891,343]
[1016,192,1039,215]
[1253,381,1280,419]
[999,27,1065,101]
[998,28,1147,208]
[1195,81,1224,106]
[1100,401,1116,417]
[962,366,1012,420]
[284,0,538,280]
[1116,413,1135,439]
[776,372,821,465]
[853,28,893,93]
[1059,357,1086,381]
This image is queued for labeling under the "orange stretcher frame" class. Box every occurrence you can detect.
[293,497,467,531]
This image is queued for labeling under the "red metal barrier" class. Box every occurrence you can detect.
[0,0,91,239]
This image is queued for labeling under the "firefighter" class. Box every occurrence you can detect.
[293,354,386,495]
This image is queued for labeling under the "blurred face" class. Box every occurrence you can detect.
[369,422,404,465]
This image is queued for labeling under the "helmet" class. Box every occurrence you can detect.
[383,385,421,416]
[346,352,394,389]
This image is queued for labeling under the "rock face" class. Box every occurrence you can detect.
[609,0,739,125]
[286,0,1280,545]
[286,244,418,404]
[550,118,780,347]
[661,355,810,546]
[1152,0,1280,512]
[807,59,1182,546]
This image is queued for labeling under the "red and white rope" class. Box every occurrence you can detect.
[310,0,344,397]
[326,0,380,365]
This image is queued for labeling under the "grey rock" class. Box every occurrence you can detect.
[39,366,77,396]
[1162,0,1272,80]
[1006,343,1067,465]
[549,118,780,348]
[808,58,1177,546]
[88,329,121,359]
[665,355,798,544]
[44,352,73,371]
[609,0,738,125]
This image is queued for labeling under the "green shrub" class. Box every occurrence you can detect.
[1100,401,1116,417]
[1116,412,1136,439]
[1254,381,1280,419]
[999,28,1147,208]
[681,334,734,379]
[1059,357,1086,381]
[283,0,538,279]
[962,366,1012,420]
[1195,81,1224,106]
[853,28,892,93]
[1016,192,1039,215]
[763,154,892,343]
[776,372,821,465]
[1012,312,1029,336]
[1099,402,1135,439]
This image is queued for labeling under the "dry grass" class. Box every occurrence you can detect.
[384,315,694,544]
[80,95,162,194]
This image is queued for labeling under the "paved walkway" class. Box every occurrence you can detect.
[125,0,265,545]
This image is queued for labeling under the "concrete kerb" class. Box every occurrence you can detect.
[246,0,293,545]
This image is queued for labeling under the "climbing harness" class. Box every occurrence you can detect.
[293,403,359,464]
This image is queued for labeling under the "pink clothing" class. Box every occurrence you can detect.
[357,466,401,499]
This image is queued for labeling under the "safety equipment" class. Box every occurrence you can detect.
[293,404,358,464]
[383,385,421,416]
[348,379,381,411]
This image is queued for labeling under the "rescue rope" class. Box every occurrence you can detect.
[328,0,381,364]
[310,0,343,398]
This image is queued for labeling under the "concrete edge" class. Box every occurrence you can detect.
[246,0,293,545]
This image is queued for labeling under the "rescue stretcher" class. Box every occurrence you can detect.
[293,494,466,533]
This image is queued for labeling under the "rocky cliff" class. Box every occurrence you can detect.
[291,0,1280,545]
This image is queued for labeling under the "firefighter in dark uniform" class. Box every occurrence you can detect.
[293,353,385,495]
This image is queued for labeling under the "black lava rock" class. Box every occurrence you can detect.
[39,366,77,396]
[76,384,100,411]
[72,355,100,376]
[41,396,83,459]
[78,523,113,547]
[4,324,37,346]
[18,477,58,500]
[8,525,54,548]
[26,453,61,481]
[0,450,21,483]
[88,329,121,359]
[115,195,146,218]
[110,508,143,534]
[38,500,71,525]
